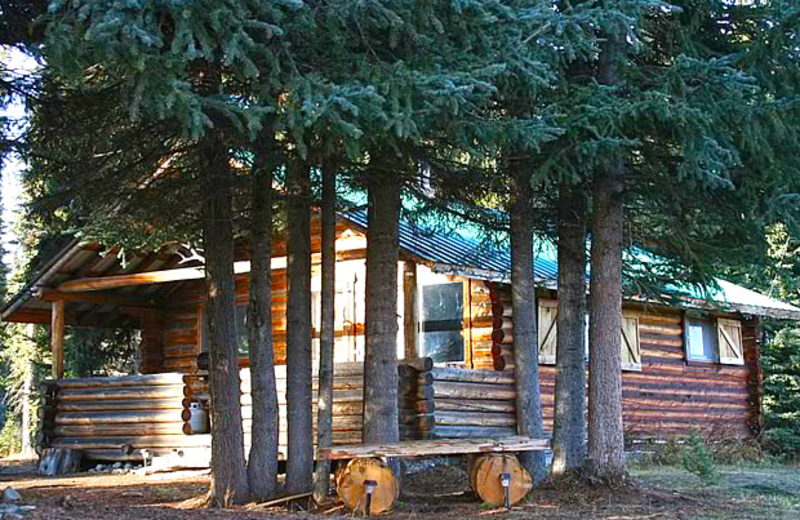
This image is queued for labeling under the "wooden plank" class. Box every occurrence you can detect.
[57,373,185,389]
[403,261,418,360]
[55,410,184,425]
[434,411,516,427]
[430,367,514,385]
[56,398,185,412]
[319,436,548,460]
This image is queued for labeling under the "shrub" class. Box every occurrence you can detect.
[682,432,721,486]
[0,418,21,457]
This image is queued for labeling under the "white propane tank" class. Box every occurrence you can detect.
[188,402,209,433]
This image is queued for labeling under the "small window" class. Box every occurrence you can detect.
[419,282,464,364]
[235,304,249,356]
[684,317,717,362]
[537,300,558,365]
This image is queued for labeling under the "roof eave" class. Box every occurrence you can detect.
[1,239,85,322]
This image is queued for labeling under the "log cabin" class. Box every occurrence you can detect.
[3,209,799,464]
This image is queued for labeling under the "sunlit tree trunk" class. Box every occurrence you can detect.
[246,131,280,501]
[203,134,249,506]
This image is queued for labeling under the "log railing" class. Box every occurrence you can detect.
[38,358,521,463]
[38,373,202,462]
[183,362,372,457]
[396,361,518,439]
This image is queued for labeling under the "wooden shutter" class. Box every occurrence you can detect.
[538,300,558,365]
[717,318,744,365]
[621,314,642,371]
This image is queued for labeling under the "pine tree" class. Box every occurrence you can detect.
[246,128,280,501]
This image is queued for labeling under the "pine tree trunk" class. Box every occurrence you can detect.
[362,153,400,445]
[246,133,279,501]
[586,28,627,482]
[552,184,587,476]
[203,136,250,506]
[509,155,546,484]
[313,159,336,505]
[285,158,313,494]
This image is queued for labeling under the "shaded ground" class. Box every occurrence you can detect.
[2,458,799,519]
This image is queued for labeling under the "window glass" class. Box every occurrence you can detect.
[685,318,717,362]
[235,304,249,356]
[419,282,464,363]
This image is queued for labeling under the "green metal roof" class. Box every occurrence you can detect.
[341,209,800,320]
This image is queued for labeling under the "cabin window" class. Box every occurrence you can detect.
[235,304,249,355]
[538,300,558,365]
[684,317,718,362]
[419,282,465,364]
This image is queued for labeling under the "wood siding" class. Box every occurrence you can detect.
[149,220,761,441]
[470,283,761,441]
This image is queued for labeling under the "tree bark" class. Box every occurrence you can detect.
[509,154,546,484]
[313,159,336,504]
[587,163,625,479]
[362,152,400,445]
[203,135,249,506]
[587,29,626,480]
[246,130,279,501]
[285,158,313,494]
[552,184,588,476]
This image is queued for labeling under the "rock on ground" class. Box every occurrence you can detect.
[2,487,22,503]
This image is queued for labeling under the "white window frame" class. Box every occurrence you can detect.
[684,316,718,363]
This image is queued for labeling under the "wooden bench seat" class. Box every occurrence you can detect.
[319,435,549,460]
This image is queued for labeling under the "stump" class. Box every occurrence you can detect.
[468,453,531,508]
[39,448,82,476]
[335,457,398,514]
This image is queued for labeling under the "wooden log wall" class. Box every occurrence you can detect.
[398,361,519,439]
[40,373,202,462]
[139,312,165,374]
[37,381,58,455]
[159,219,361,374]
[469,281,495,370]
[471,280,760,440]
[622,312,758,440]
[488,284,514,371]
[743,320,764,436]
[397,358,435,439]
[182,360,436,457]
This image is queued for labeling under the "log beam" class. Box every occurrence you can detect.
[403,261,418,359]
[51,300,65,379]
[57,249,369,293]
[37,289,159,307]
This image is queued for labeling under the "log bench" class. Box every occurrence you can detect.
[319,436,549,513]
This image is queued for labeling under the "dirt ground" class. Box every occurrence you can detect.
[2,458,800,520]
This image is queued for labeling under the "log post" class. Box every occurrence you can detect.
[51,300,65,379]
[403,261,418,360]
